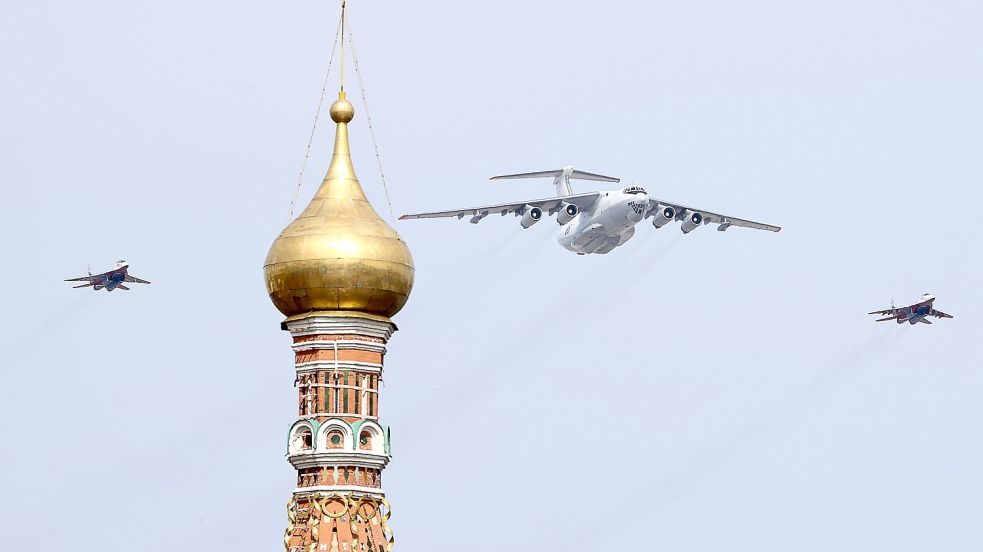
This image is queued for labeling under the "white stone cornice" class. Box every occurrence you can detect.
[294,360,383,374]
[288,451,391,471]
[284,314,396,340]
[291,339,387,354]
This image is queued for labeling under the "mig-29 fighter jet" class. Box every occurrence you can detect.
[868,293,953,325]
[65,260,151,292]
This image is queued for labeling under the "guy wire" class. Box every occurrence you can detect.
[346,20,397,222]
[286,14,344,226]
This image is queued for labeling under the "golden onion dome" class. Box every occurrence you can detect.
[264,92,414,319]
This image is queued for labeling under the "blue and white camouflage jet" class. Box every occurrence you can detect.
[65,260,150,292]
[868,293,953,325]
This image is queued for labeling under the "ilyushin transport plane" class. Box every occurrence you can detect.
[65,260,151,292]
[400,166,781,255]
[868,293,954,325]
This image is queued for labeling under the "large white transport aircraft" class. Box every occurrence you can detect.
[400,166,781,255]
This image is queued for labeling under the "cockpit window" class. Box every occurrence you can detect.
[622,186,646,195]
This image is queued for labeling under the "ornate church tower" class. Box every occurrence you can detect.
[263,14,414,548]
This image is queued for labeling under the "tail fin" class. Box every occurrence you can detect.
[490,166,619,197]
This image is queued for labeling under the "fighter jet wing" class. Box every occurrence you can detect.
[400,192,601,224]
[124,275,151,284]
[644,198,781,232]
[931,309,954,319]
[65,270,110,283]
[868,307,903,316]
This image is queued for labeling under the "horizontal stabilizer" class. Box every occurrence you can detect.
[117,284,131,291]
[570,170,621,183]
[919,318,932,324]
[875,316,894,322]
[73,282,94,288]
[490,170,564,181]
[490,167,619,183]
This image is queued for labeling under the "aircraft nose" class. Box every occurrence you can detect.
[626,194,647,221]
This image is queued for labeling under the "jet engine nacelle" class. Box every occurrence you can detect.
[651,206,676,228]
[519,205,543,229]
[680,211,704,233]
[556,202,579,225]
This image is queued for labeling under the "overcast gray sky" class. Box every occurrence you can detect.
[2,0,981,550]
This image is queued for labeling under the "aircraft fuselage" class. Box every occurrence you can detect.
[93,265,129,291]
[557,190,647,255]
[900,303,932,324]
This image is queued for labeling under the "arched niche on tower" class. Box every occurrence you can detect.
[317,419,354,452]
[351,420,385,455]
[287,420,319,455]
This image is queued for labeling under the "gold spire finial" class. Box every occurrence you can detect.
[326,93,356,180]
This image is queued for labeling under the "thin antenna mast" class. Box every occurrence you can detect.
[339,0,346,92]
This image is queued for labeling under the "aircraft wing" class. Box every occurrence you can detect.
[868,307,905,316]
[65,271,109,283]
[399,192,602,223]
[931,308,954,319]
[644,198,782,232]
[125,275,151,284]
